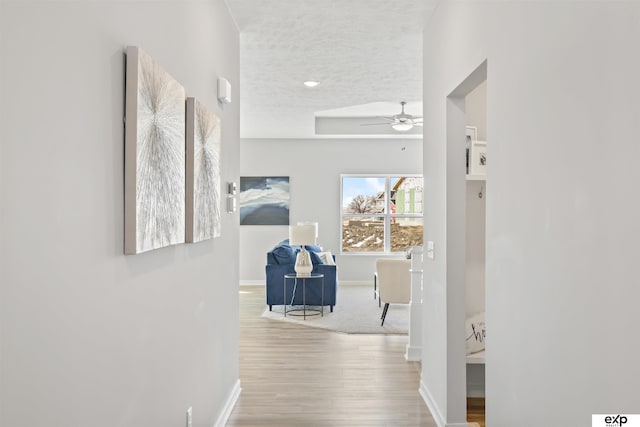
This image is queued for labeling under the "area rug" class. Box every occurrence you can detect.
[261,284,409,334]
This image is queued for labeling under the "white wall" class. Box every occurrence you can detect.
[466,81,487,141]
[422,2,640,426]
[0,1,4,242]
[0,1,241,426]
[240,138,422,283]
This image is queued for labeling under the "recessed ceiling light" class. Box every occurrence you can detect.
[303,80,320,87]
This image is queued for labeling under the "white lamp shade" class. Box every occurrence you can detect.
[289,223,317,245]
[297,221,318,238]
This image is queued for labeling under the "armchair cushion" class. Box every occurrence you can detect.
[376,258,411,304]
[309,251,323,265]
[271,244,298,264]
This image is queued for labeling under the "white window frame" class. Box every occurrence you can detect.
[340,174,423,255]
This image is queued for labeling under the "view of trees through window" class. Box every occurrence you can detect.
[341,175,424,253]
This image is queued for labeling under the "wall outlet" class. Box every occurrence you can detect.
[186,407,193,427]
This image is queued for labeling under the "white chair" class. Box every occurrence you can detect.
[375,258,411,326]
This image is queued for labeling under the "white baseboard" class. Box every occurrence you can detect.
[405,345,421,361]
[240,280,264,286]
[419,380,446,427]
[212,379,241,427]
[339,280,372,286]
[419,380,471,427]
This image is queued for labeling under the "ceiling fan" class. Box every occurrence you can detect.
[361,101,423,132]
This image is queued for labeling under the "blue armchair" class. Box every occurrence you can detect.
[265,241,338,311]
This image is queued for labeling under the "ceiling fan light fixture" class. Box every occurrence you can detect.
[391,122,413,131]
[303,80,320,87]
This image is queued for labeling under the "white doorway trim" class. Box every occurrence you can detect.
[445,60,488,426]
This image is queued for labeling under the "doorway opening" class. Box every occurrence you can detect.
[446,59,487,427]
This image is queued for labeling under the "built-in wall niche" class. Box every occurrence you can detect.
[465,79,487,401]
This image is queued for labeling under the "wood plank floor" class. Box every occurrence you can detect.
[227,286,484,427]
[467,398,486,427]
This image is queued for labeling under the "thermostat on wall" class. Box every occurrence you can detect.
[217,77,231,104]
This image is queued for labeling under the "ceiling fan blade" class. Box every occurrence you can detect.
[360,123,393,126]
[414,122,424,126]
[374,116,396,122]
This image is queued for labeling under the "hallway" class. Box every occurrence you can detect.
[226,285,438,427]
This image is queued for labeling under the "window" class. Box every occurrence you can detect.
[341,175,424,254]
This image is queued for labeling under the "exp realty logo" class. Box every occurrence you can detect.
[593,414,640,427]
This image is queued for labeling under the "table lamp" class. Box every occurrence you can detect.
[289,222,317,277]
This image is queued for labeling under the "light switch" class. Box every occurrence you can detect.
[426,241,435,260]
[228,181,237,195]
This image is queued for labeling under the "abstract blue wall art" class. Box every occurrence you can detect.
[239,177,290,225]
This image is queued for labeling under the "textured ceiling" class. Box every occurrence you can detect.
[225,0,433,139]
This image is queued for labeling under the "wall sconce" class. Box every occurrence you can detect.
[226,181,237,213]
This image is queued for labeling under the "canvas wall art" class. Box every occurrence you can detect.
[186,97,222,242]
[125,46,186,254]
[239,177,290,225]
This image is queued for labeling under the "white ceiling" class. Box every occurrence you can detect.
[225,0,434,139]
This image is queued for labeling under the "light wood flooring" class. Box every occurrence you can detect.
[227,285,485,427]
[467,398,486,427]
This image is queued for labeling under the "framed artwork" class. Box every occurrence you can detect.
[239,177,290,225]
[124,46,186,254]
[465,126,478,174]
[470,140,487,176]
[186,97,222,243]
